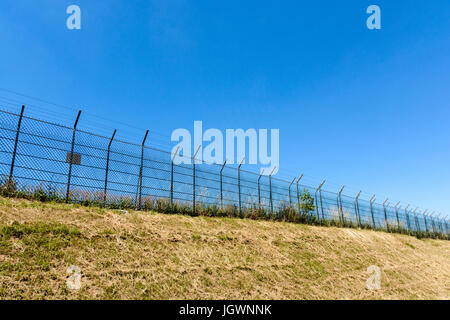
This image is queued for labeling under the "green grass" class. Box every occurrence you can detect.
[0,197,449,300]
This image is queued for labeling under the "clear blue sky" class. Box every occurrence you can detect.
[0,0,449,216]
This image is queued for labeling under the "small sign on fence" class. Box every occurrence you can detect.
[66,152,81,165]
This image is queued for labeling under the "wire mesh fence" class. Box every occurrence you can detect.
[0,107,448,238]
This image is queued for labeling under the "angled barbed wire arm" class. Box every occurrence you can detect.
[257,168,264,210]
[220,159,227,210]
[9,105,25,185]
[170,145,180,206]
[136,130,149,210]
[354,190,362,227]
[238,157,245,217]
[104,129,117,206]
[268,166,276,217]
[296,174,304,216]
[66,110,82,203]
[192,145,201,215]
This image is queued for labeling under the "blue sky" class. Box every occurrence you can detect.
[0,0,449,216]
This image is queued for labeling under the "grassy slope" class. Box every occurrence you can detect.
[0,197,448,300]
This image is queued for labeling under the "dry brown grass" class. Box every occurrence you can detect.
[0,196,449,300]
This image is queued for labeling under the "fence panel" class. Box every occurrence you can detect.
[0,108,448,238]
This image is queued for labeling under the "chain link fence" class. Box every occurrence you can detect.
[0,107,448,238]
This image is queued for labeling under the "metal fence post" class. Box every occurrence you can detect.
[430,211,436,234]
[383,198,389,232]
[436,214,440,235]
[427,212,432,233]
[220,160,227,210]
[337,185,345,224]
[66,110,81,203]
[319,189,325,220]
[103,129,116,206]
[434,213,440,234]
[435,213,442,235]
[289,177,295,207]
[268,166,276,217]
[434,212,439,235]
[170,146,180,206]
[369,195,376,228]
[354,190,362,227]
[437,214,443,234]
[238,157,245,217]
[413,207,419,232]
[314,180,326,220]
[423,209,429,233]
[8,105,25,185]
[435,214,441,235]
[257,169,264,210]
[404,204,411,232]
[136,130,149,210]
[296,174,303,215]
[192,145,201,215]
